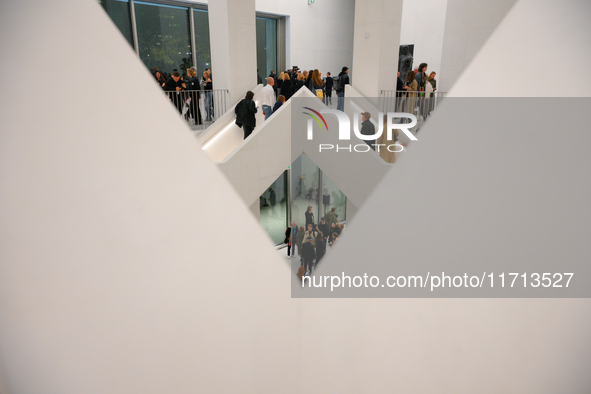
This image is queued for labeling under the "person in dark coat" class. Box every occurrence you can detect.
[272,95,285,113]
[201,70,214,121]
[301,239,316,274]
[296,226,305,257]
[280,73,294,101]
[294,74,305,92]
[324,72,333,106]
[359,112,376,150]
[234,90,257,139]
[336,66,350,111]
[285,221,298,257]
[185,67,202,125]
[305,205,315,228]
[162,71,186,114]
[315,232,326,264]
[317,217,329,247]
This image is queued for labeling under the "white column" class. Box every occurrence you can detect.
[208,0,257,104]
[351,0,403,98]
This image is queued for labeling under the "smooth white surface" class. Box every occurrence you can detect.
[449,0,591,96]
[400,0,449,79]
[208,0,258,104]
[200,84,264,161]
[0,0,299,392]
[2,0,591,392]
[189,0,356,77]
[439,0,517,92]
[351,0,403,96]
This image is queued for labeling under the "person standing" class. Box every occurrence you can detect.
[296,226,305,258]
[336,66,350,111]
[317,217,329,244]
[234,91,257,139]
[315,232,326,264]
[428,71,437,115]
[185,67,202,126]
[261,77,275,120]
[305,205,315,228]
[201,70,214,121]
[303,224,318,248]
[280,73,294,101]
[359,112,376,150]
[403,70,418,114]
[301,239,316,274]
[285,221,298,257]
[312,70,324,100]
[396,71,408,111]
[162,71,186,114]
[324,207,338,230]
[294,73,305,92]
[324,72,333,106]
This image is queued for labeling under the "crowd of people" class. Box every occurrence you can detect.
[260,65,351,118]
[284,206,345,279]
[396,62,438,120]
[153,66,215,126]
[233,65,351,140]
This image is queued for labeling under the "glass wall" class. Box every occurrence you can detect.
[193,9,211,77]
[256,17,277,80]
[134,2,193,75]
[98,1,280,83]
[322,173,346,222]
[260,171,289,245]
[291,154,320,230]
[99,0,134,48]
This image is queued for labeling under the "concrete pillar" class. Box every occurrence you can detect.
[351,0,403,98]
[208,0,257,104]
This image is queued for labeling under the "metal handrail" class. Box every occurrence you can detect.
[162,88,229,129]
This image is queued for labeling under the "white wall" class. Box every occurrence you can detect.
[449,0,591,96]
[189,0,356,78]
[400,0,448,83]
[351,0,404,96]
[439,0,518,92]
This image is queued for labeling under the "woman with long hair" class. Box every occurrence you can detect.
[306,70,314,92]
[280,72,294,101]
[312,69,324,99]
[277,71,285,96]
[154,70,165,87]
[295,73,305,92]
[403,70,418,115]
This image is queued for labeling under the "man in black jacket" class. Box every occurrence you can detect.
[324,72,333,106]
[162,71,186,114]
[336,67,349,111]
[301,239,316,274]
[396,71,408,111]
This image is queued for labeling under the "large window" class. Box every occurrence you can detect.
[291,154,320,229]
[256,17,277,80]
[322,173,346,222]
[193,9,211,76]
[98,1,281,83]
[99,0,134,48]
[260,171,289,245]
[134,2,193,75]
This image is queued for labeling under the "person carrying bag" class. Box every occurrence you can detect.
[235,91,257,140]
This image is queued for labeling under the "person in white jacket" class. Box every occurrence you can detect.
[261,77,276,120]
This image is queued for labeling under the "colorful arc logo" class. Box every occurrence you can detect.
[302,107,328,131]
